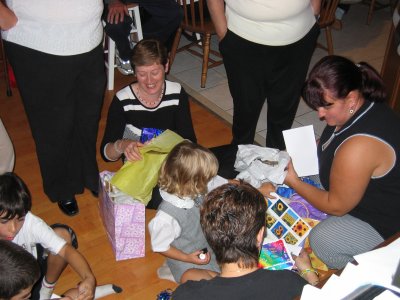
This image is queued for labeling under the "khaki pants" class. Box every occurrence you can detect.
[0,118,14,174]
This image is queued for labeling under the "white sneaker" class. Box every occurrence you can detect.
[116,55,134,75]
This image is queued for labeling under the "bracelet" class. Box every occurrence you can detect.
[300,268,319,277]
[113,139,124,154]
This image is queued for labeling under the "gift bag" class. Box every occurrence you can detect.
[99,171,145,261]
[111,130,184,205]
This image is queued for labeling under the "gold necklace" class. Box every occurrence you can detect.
[136,83,164,107]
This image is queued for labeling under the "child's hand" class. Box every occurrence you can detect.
[258,182,276,198]
[76,277,96,300]
[188,250,211,265]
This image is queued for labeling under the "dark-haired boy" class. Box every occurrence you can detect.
[0,240,40,300]
[0,172,96,300]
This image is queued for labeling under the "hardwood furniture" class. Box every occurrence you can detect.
[169,0,223,88]
[0,35,12,96]
[364,0,399,24]
[318,0,341,55]
[104,3,143,91]
[381,6,400,114]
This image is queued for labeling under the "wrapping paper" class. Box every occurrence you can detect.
[234,144,290,186]
[111,130,183,205]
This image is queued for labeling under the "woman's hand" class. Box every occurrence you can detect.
[258,182,276,198]
[122,140,144,162]
[107,0,128,24]
[292,249,312,271]
[293,249,319,285]
[283,160,301,188]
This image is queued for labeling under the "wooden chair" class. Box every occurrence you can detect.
[317,0,341,55]
[0,35,12,96]
[364,0,399,24]
[169,0,223,88]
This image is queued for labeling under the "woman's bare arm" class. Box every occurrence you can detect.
[206,0,227,40]
[285,136,393,215]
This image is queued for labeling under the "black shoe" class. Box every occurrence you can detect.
[57,197,79,216]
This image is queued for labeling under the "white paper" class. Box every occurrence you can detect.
[283,125,319,176]
[300,237,400,299]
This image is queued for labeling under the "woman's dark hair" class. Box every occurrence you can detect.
[131,38,168,68]
[302,55,387,109]
[200,182,267,269]
[0,172,31,220]
[0,240,40,299]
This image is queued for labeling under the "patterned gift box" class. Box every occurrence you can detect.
[99,171,145,261]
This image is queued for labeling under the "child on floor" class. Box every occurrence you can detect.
[148,141,276,283]
[0,239,40,300]
[0,172,95,300]
[0,240,122,300]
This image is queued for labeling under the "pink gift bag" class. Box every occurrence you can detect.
[99,171,145,261]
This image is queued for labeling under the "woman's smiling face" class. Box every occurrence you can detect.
[135,62,166,97]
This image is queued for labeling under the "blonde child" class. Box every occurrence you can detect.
[148,141,275,283]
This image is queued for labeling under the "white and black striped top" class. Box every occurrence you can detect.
[101,80,196,162]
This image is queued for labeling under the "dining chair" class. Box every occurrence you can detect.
[169,0,223,88]
[317,0,341,55]
[0,35,12,97]
[364,0,399,24]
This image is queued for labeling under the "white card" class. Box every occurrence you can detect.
[283,125,319,176]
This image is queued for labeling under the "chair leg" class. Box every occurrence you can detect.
[367,0,376,24]
[326,27,334,55]
[169,27,183,69]
[0,37,12,97]
[201,33,211,88]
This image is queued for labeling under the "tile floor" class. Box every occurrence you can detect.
[168,3,393,145]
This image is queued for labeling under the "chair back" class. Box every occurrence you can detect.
[319,0,341,28]
[169,0,221,87]
[176,0,214,34]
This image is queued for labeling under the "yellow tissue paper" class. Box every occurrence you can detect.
[110,130,184,205]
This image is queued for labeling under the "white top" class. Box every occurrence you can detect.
[148,176,228,252]
[12,212,67,259]
[225,0,316,46]
[2,0,104,55]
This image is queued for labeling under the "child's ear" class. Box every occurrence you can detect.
[256,226,265,247]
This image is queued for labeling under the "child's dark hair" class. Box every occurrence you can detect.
[201,182,267,269]
[302,55,387,110]
[0,240,40,299]
[0,172,31,220]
